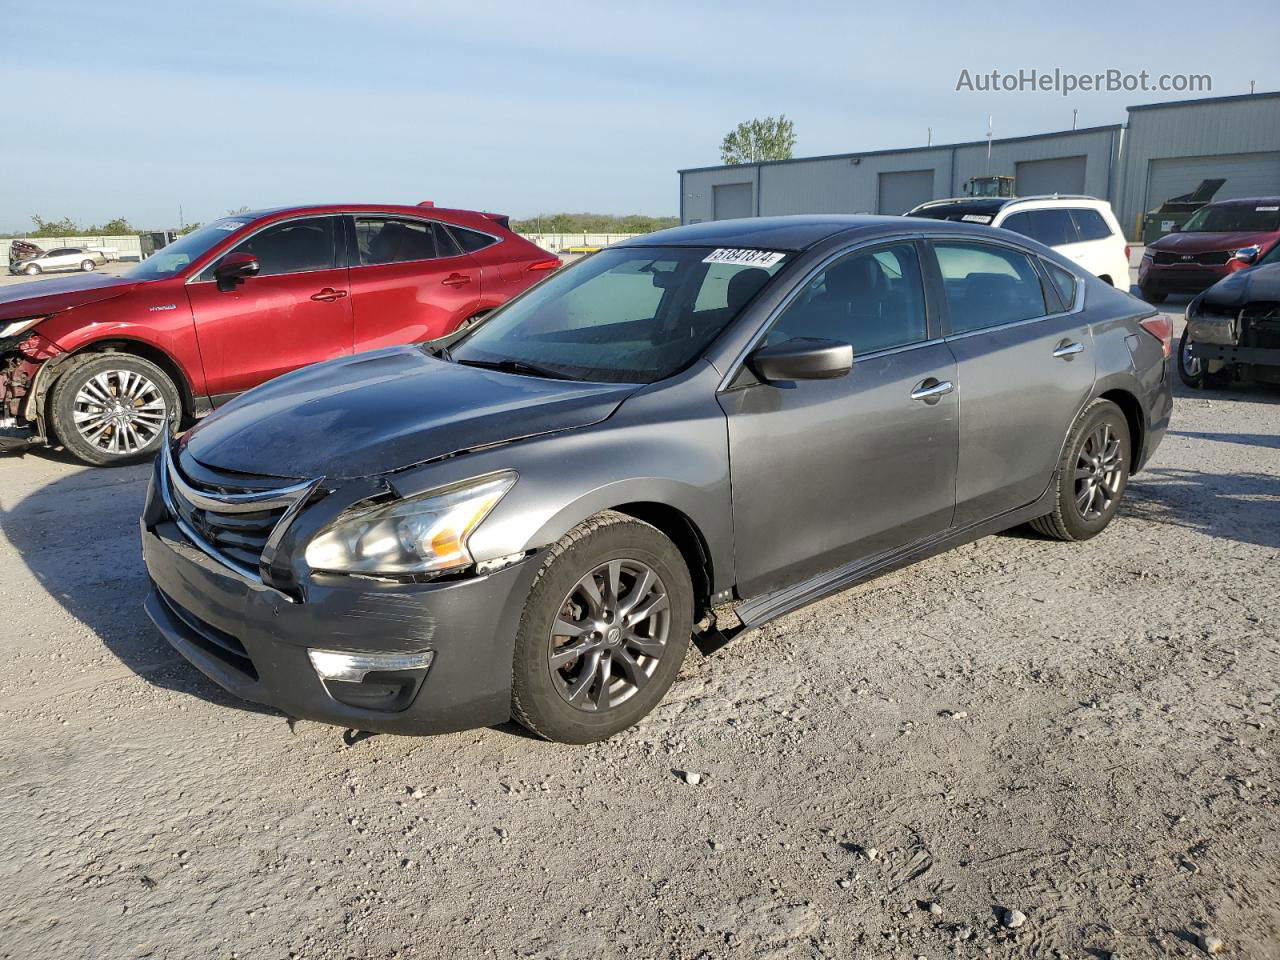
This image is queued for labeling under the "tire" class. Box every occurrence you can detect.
[1177,329,1230,389]
[49,353,180,466]
[1139,283,1165,305]
[1029,399,1131,542]
[80,259,96,272]
[24,263,40,275]
[510,511,694,743]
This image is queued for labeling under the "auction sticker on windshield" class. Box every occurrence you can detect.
[702,248,786,267]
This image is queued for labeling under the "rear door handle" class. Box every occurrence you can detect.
[442,273,473,287]
[1053,340,1085,359]
[910,378,954,403]
[310,288,348,302]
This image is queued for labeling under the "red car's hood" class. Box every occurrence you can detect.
[1149,230,1278,254]
[0,273,143,321]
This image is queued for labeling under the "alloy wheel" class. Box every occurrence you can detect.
[1073,421,1124,521]
[1181,336,1203,379]
[71,369,169,455]
[548,558,671,712]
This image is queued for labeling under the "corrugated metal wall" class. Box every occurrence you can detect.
[1116,94,1280,235]
[679,93,1280,240]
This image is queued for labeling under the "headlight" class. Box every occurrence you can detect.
[0,316,47,339]
[304,472,516,576]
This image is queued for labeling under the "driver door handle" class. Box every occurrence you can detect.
[910,377,954,403]
[310,288,348,302]
[442,273,473,287]
[1053,340,1085,359]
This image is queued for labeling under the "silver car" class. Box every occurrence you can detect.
[10,246,102,275]
[141,216,1174,743]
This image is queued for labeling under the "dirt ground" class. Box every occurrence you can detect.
[1,299,1277,960]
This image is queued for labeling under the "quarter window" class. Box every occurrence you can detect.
[220,217,338,278]
[450,225,499,253]
[767,242,928,355]
[1042,260,1077,310]
[1069,208,1113,242]
[934,241,1048,333]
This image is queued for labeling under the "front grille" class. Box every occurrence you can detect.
[160,441,319,581]
[1152,250,1231,266]
[155,587,258,680]
[1242,301,1280,351]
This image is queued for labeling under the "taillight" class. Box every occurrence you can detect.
[527,258,561,272]
[1124,244,1131,260]
[1139,315,1173,357]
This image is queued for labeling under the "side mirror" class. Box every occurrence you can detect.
[213,251,260,291]
[748,337,853,382]
[1170,224,1182,233]
[1232,244,1261,265]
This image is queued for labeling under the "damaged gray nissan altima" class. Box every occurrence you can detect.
[141,216,1173,743]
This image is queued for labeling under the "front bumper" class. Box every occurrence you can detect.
[140,479,542,735]
[1138,261,1228,293]
[1190,341,1280,372]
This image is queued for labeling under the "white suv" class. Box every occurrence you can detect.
[908,196,1131,287]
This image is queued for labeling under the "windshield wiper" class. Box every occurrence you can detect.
[454,357,577,381]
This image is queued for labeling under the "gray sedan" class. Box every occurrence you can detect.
[141,216,1173,743]
[9,246,103,275]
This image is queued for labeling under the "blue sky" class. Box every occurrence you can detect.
[1,0,1272,230]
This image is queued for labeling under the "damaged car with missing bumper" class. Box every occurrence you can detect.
[141,216,1172,743]
[1179,244,1280,389]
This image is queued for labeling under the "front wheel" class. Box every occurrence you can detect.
[49,353,180,466]
[1177,329,1230,389]
[24,263,40,275]
[510,511,694,743]
[1029,399,1131,542]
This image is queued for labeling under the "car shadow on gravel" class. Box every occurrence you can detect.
[0,456,278,718]
[1124,465,1280,549]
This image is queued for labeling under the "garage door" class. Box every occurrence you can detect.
[1145,152,1280,211]
[1015,156,1087,196]
[713,182,754,220]
[877,170,934,215]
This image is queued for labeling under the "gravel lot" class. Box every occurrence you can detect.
[1,296,1278,960]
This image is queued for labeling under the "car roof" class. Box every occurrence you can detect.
[224,204,506,224]
[911,195,1106,215]
[1202,196,1280,207]
[620,215,933,252]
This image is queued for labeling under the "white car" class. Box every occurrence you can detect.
[908,196,1131,288]
[9,246,104,276]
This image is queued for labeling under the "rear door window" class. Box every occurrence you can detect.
[1000,209,1079,247]
[1068,208,1113,241]
[933,241,1048,334]
[355,218,458,265]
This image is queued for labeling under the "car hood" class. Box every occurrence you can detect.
[182,346,640,480]
[0,272,141,321]
[1148,230,1277,254]
[1198,262,1280,309]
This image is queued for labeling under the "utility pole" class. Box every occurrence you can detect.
[1072,108,1078,131]
[927,126,932,147]
[1250,80,1256,95]
[178,204,184,230]
[986,116,993,173]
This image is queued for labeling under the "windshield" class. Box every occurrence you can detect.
[1181,203,1280,233]
[449,246,788,383]
[124,218,252,280]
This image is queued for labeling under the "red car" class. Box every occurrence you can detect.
[0,204,558,465]
[1138,196,1280,303]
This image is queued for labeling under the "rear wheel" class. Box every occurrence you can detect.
[511,511,694,743]
[80,259,96,272]
[50,353,180,466]
[1029,399,1130,542]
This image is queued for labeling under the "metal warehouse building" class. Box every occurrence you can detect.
[679,91,1280,241]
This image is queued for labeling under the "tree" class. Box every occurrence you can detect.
[720,115,796,165]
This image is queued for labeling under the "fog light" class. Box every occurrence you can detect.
[308,648,435,682]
